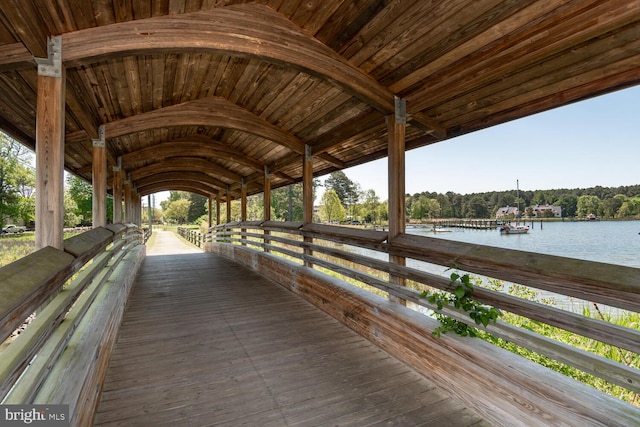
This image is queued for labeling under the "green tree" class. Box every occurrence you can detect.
[556,195,578,218]
[164,199,190,224]
[0,136,35,227]
[463,196,489,218]
[601,195,626,218]
[272,183,303,221]
[362,189,380,224]
[576,195,601,218]
[66,175,92,225]
[319,189,345,223]
[324,171,359,219]
[63,190,81,227]
[188,193,207,223]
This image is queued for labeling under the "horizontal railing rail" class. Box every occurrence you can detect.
[208,221,640,400]
[177,226,205,248]
[0,223,146,426]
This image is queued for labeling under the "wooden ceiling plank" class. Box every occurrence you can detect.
[451,66,640,140]
[447,55,640,135]
[137,55,154,112]
[389,0,573,95]
[0,0,48,57]
[408,0,640,112]
[296,0,344,36]
[123,56,143,115]
[432,23,640,125]
[60,4,396,113]
[375,0,530,86]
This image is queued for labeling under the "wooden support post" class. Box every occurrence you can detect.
[208,197,213,228]
[241,178,247,246]
[92,125,106,228]
[303,145,314,267]
[35,37,65,250]
[263,166,271,252]
[226,186,231,223]
[134,190,141,227]
[123,179,132,224]
[388,97,407,305]
[216,191,221,225]
[147,194,153,232]
[112,160,123,224]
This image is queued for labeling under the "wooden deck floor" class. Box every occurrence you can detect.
[93,231,489,426]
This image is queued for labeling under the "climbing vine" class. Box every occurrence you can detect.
[420,272,501,337]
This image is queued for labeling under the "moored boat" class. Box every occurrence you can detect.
[499,224,529,234]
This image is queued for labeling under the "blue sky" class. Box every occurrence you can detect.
[319,85,640,201]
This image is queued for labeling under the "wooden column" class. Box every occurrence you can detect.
[35,37,65,250]
[388,97,407,305]
[226,186,231,223]
[263,166,271,252]
[134,190,141,227]
[302,145,314,267]
[208,197,213,228]
[241,178,247,246]
[112,162,123,224]
[123,179,132,224]
[92,125,106,228]
[216,191,221,225]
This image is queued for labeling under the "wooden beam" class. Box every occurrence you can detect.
[0,42,34,71]
[136,182,215,199]
[120,138,265,172]
[104,97,305,154]
[128,158,240,184]
[35,38,65,250]
[133,171,227,193]
[61,5,392,112]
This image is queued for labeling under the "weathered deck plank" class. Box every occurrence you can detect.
[94,231,488,426]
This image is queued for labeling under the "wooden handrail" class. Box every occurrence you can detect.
[0,223,145,424]
[207,223,640,403]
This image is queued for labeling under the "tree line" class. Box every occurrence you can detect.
[2,132,638,229]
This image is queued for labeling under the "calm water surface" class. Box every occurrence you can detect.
[409,220,640,269]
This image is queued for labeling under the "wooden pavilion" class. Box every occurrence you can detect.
[0,1,639,425]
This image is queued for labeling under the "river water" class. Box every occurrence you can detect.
[408,219,640,269]
[399,220,640,315]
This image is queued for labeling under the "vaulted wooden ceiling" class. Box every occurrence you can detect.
[0,1,638,199]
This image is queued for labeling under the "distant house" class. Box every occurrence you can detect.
[531,204,562,218]
[496,206,521,219]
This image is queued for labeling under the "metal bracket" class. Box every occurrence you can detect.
[394,97,406,125]
[35,36,62,78]
[92,125,105,148]
[304,144,313,162]
[113,156,121,172]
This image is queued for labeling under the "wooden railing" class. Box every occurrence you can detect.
[177,226,205,248]
[207,221,640,426]
[0,223,146,426]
